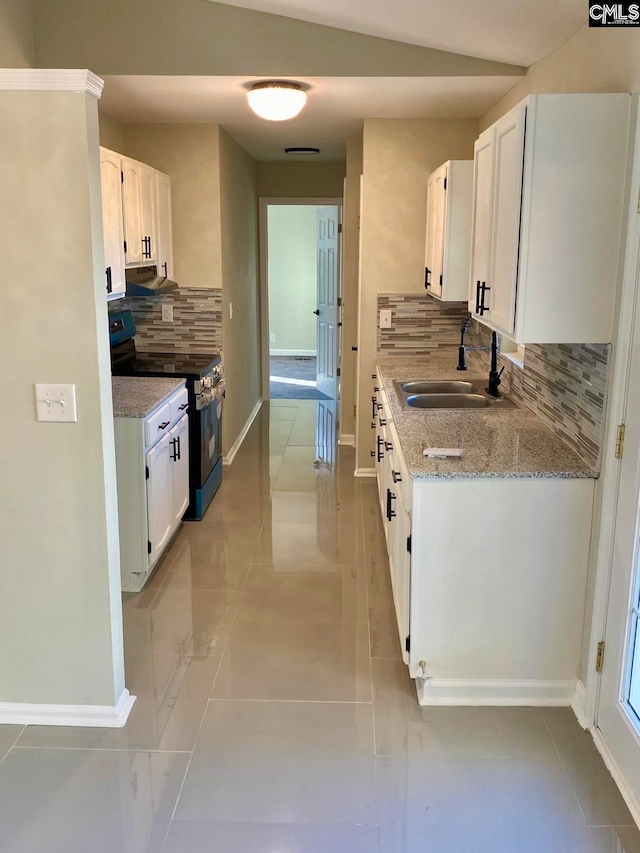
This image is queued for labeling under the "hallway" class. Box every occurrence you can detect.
[0,400,638,851]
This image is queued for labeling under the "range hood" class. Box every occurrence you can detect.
[125,265,179,297]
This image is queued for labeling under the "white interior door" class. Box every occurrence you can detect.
[315,206,340,400]
[597,240,640,808]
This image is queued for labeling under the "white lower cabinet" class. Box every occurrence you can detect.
[114,386,190,592]
[374,374,595,706]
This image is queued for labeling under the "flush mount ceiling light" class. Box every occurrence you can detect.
[247,81,307,121]
[284,147,320,155]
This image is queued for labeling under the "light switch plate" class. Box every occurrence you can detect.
[35,384,77,423]
[229,302,234,320]
[270,333,276,343]
[161,304,173,323]
[379,309,392,329]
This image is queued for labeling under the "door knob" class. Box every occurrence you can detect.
[313,310,320,315]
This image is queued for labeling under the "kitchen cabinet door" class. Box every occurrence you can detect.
[146,432,173,565]
[424,170,438,294]
[486,103,526,336]
[391,483,411,664]
[122,157,144,265]
[170,413,190,527]
[100,147,126,299]
[427,164,447,299]
[155,171,173,279]
[469,127,495,321]
[139,163,157,263]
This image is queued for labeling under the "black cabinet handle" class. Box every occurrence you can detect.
[379,417,387,427]
[147,236,152,257]
[479,282,491,316]
[386,489,397,522]
[162,261,168,277]
[106,266,112,294]
[377,403,383,411]
[392,469,402,483]
[385,441,393,452]
[371,396,377,418]
[178,403,189,411]
[373,386,379,393]
[158,421,170,430]
[371,374,377,380]
[475,280,481,315]
[377,436,384,463]
[170,437,178,461]
[425,267,431,290]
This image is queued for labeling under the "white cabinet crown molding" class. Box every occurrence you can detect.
[0,69,104,98]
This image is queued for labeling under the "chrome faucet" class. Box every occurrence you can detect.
[456,316,504,398]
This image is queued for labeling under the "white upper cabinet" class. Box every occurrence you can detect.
[99,147,126,299]
[424,160,473,302]
[469,94,631,344]
[155,170,174,279]
[121,156,157,267]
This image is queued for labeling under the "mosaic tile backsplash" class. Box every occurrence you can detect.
[109,287,223,353]
[377,294,609,469]
[377,293,469,353]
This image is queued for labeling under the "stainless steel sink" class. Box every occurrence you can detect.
[405,393,494,409]
[399,380,475,395]
[393,378,517,411]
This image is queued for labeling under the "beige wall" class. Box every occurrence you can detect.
[0,88,124,708]
[98,110,125,153]
[123,124,223,291]
[268,205,322,355]
[481,24,640,129]
[218,127,260,455]
[30,0,523,78]
[356,118,478,469]
[256,161,346,200]
[341,132,363,443]
[0,0,34,67]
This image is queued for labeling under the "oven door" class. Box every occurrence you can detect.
[196,386,222,484]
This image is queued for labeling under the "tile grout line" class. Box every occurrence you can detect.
[541,713,589,826]
[0,725,26,765]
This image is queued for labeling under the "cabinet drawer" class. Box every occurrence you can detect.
[145,402,172,449]
[170,387,189,423]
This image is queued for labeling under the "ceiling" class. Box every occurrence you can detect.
[209,0,585,67]
[100,75,522,160]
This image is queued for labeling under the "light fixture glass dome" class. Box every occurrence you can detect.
[247,82,307,121]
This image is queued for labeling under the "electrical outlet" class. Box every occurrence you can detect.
[270,333,276,343]
[379,309,392,329]
[161,304,174,323]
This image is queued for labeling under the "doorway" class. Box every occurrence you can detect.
[259,198,343,402]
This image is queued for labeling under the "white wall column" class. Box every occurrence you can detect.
[0,69,132,726]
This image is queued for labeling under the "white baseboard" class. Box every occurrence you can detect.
[571,680,589,729]
[338,434,355,446]
[592,726,640,829]
[0,688,136,728]
[354,468,376,478]
[223,399,262,466]
[270,349,317,357]
[415,678,577,707]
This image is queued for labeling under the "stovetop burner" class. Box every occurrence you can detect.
[116,350,221,378]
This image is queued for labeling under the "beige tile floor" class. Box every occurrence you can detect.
[1,399,639,851]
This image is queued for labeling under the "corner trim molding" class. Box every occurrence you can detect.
[0,69,104,99]
[0,688,135,727]
[416,678,577,707]
[354,468,376,478]
[571,679,589,729]
[223,399,262,466]
[592,726,640,829]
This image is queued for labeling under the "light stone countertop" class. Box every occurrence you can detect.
[112,376,186,418]
[377,355,595,480]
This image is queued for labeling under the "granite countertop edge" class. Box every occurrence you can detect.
[376,354,596,482]
[112,376,186,419]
